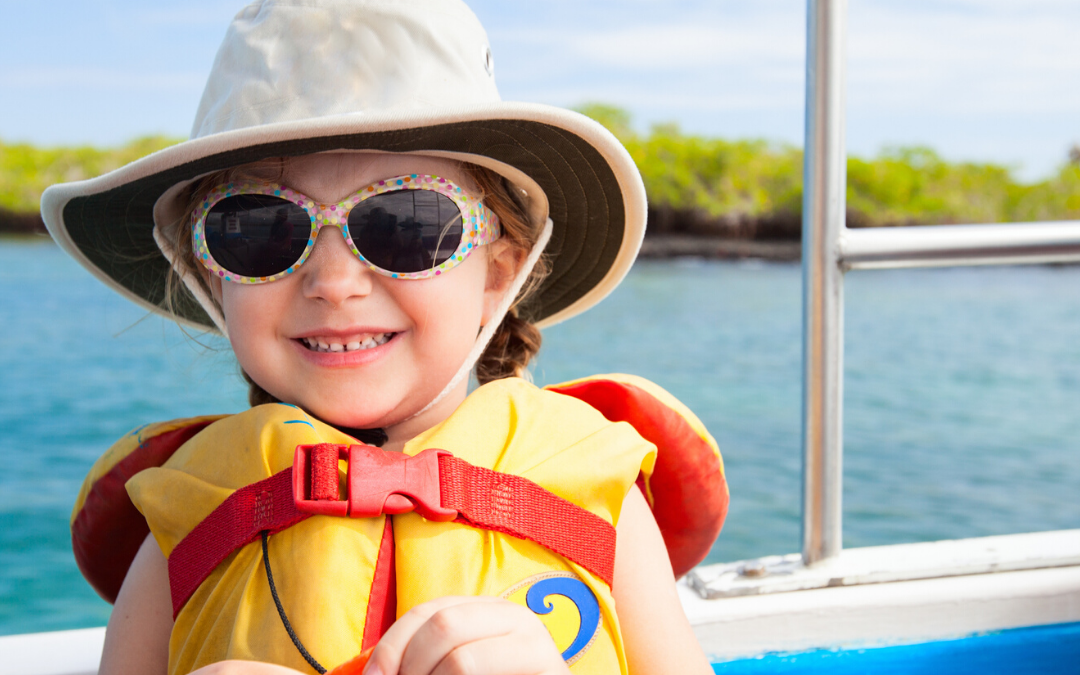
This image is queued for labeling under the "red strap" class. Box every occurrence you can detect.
[168,469,309,617]
[361,518,396,650]
[439,455,616,587]
[311,444,340,501]
[168,453,615,616]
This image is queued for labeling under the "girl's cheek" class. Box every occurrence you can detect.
[222,282,277,324]
[220,284,285,357]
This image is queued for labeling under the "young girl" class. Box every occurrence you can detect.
[44,2,727,675]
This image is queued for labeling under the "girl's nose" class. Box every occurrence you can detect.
[300,226,374,303]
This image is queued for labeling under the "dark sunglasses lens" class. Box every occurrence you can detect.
[347,190,463,274]
[203,195,311,278]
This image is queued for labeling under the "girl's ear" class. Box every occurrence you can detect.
[481,239,524,326]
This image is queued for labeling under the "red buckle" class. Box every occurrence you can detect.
[293,443,458,522]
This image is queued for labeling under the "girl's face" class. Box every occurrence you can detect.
[207,153,519,446]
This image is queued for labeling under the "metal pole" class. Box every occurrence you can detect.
[801,0,847,565]
[840,220,1080,270]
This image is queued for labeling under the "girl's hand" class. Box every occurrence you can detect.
[364,596,570,675]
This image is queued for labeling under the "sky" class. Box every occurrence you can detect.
[2,0,1078,181]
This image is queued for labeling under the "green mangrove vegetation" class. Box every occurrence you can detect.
[2,107,1078,239]
[1,135,181,235]
[578,104,1080,239]
[1,136,180,213]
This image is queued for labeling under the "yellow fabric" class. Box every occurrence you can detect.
[126,378,656,675]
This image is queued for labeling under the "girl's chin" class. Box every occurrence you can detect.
[305,400,402,431]
[301,383,461,441]
[298,386,422,430]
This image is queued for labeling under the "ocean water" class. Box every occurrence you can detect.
[2,238,1079,636]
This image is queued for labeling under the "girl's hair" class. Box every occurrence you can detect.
[164,158,548,407]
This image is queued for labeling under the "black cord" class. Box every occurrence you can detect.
[261,530,327,674]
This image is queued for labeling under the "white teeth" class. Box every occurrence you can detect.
[303,333,395,352]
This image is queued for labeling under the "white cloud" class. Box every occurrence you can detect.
[4,0,1077,176]
[495,2,1078,108]
[0,67,206,92]
[481,1,1080,177]
[846,3,1080,114]
[555,23,803,71]
[123,5,238,27]
[492,6,806,116]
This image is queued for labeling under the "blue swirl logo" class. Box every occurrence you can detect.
[525,576,601,662]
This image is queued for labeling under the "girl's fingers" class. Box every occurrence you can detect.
[429,634,567,675]
[326,647,375,675]
[366,596,503,675]
[398,600,555,675]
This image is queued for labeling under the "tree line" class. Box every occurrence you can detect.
[3,107,1078,239]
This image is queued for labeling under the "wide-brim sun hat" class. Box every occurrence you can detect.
[40,0,647,334]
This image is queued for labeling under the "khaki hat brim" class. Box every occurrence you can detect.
[41,103,646,331]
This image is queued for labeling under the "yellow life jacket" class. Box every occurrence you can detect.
[71,375,728,675]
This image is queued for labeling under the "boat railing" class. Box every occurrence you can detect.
[688,0,1080,599]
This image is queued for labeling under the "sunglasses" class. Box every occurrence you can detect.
[192,174,500,283]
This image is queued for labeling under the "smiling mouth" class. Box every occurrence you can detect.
[300,332,396,353]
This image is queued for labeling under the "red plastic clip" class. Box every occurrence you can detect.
[293,443,458,522]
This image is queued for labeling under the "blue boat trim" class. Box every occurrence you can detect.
[712,621,1080,674]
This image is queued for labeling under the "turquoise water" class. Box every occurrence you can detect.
[2,239,1079,635]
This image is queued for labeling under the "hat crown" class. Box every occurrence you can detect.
[191,0,501,138]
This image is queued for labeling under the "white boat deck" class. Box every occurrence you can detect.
[685,530,1080,661]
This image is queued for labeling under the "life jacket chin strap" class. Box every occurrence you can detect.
[168,442,617,669]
